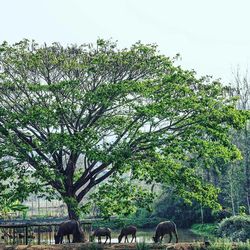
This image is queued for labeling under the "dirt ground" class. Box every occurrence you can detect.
[1,242,208,250]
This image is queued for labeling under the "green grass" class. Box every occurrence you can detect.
[207,239,250,250]
[136,241,151,250]
[237,240,250,250]
[87,243,104,250]
[191,223,218,238]
[76,243,104,250]
[207,240,233,250]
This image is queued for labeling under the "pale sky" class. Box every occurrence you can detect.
[1,0,250,84]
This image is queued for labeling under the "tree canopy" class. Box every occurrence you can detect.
[0,39,247,219]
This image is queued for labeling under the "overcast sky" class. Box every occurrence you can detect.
[1,0,250,84]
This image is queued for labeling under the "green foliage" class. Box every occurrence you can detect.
[237,241,250,250]
[136,241,151,250]
[239,206,247,216]
[207,240,234,250]
[0,39,247,217]
[0,160,32,219]
[207,239,250,250]
[217,216,250,242]
[91,216,165,229]
[87,177,155,219]
[191,223,218,237]
[61,243,105,250]
[218,156,248,215]
[84,243,104,250]
[153,188,218,228]
[0,198,28,219]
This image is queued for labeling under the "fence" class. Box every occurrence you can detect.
[0,219,92,245]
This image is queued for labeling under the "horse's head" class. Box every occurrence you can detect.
[118,234,123,243]
[152,235,159,243]
[54,234,60,244]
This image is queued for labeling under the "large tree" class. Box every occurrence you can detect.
[0,39,247,219]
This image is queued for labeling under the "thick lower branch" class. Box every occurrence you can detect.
[76,166,116,202]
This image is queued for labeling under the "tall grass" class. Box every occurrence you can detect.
[191,223,218,238]
[77,243,104,250]
[237,240,250,250]
[207,239,250,250]
[136,241,151,250]
[207,239,233,250]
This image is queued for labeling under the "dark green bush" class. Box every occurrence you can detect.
[207,239,250,250]
[154,194,216,228]
[191,223,218,237]
[217,215,250,242]
[136,241,151,250]
[92,216,165,230]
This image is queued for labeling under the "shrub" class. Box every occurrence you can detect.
[217,215,250,242]
[136,241,151,250]
[154,195,217,228]
[237,240,250,250]
[92,216,165,229]
[207,239,232,250]
[191,223,218,237]
[206,239,250,250]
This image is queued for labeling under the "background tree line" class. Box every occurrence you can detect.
[150,69,250,227]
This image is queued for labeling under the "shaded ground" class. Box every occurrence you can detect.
[1,242,208,250]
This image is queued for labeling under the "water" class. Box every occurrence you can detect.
[107,229,202,244]
[0,228,202,245]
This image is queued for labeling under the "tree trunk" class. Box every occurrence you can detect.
[64,195,80,220]
[200,205,204,224]
[64,197,86,243]
[67,203,79,220]
[63,167,80,220]
[229,170,236,216]
[247,195,250,215]
[244,124,250,214]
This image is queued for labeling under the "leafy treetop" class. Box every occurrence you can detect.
[0,39,247,218]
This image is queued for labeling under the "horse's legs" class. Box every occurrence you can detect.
[174,232,178,243]
[109,235,111,245]
[67,234,70,243]
[168,233,172,243]
[160,235,164,242]
[104,236,108,244]
[98,236,101,244]
[131,235,134,243]
[125,236,128,243]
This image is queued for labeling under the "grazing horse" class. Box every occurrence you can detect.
[54,220,84,244]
